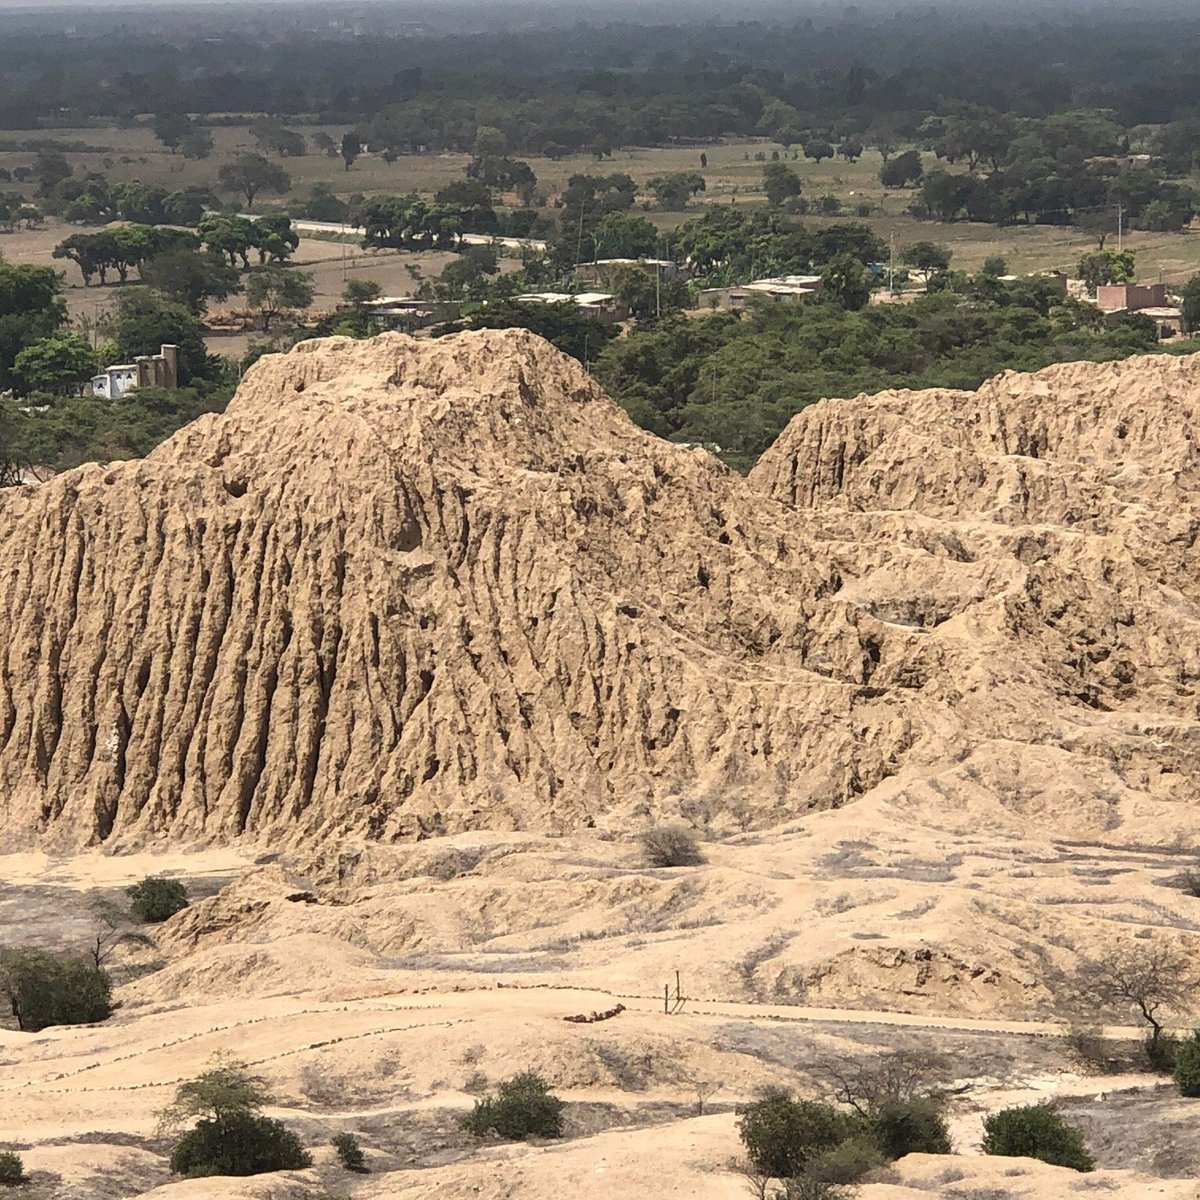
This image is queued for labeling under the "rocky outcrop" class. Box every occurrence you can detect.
[2,334,1200,849]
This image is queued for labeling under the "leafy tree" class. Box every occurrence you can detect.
[1181,274,1200,332]
[52,233,108,286]
[127,877,190,923]
[803,139,835,163]
[646,171,706,210]
[736,1091,849,1179]
[13,334,96,394]
[250,118,306,158]
[332,1132,367,1171]
[612,266,688,320]
[762,162,803,207]
[217,154,291,210]
[880,149,924,188]
[981,1103,1094,1172]
[141,249,241,315]
[1077,248,1135,295]
[591,211,659,259]
[340,132,361,171]
[343,278,383,307]
[820,254,873,310]
[110,289,209,384]
[0,949,113,1031]
[0,1152,25,1186]
[1174,1031,1200,1097]
[245,266,315,331]
[462,1071,565,1140]
[837,140,864,162]
[179,126,215,160]
[0,259,67,391]
[312,132,337,157]
[250,215,299,264]
[152,111,191,153]
[198,215,256,270]
[34,148,72,196]
[901,241,952,284]
[165,186,219,226]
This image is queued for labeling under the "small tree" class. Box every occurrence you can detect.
[332,1131,366,1171]
[340,133,362,172]
[0,949,112,1032]
[1180,273,1200,332]
[127,877,190,923]
[981,1103,1094,1172]
[880,150,924,188]
[762,162,803,207]
[343,278,383,308]
[462,1071,565,1140]
[246,266,315,332]
[217,154,291,211]
[1077,248,1135,296]
[152,111,191,154]
[1173,1030,1200,1097]
[736,1091,849,1179]
[640,825,705,868]
[1078,942,1192,1060]
[87,895,153,969]
[901,241,952,284]
[0,1152,25,1186]
[163,1061,311,1178]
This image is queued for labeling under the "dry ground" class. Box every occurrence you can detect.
[4,791,1200,1198]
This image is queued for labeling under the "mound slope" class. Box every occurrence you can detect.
[1,335,1199,849]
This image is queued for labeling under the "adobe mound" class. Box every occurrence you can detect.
[0,331,897,848]
[1,333,1199,849]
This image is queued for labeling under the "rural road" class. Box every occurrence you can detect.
[243,215,548,254]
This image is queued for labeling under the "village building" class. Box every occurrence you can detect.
[90,345,178,399]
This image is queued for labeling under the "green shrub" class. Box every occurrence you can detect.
[0,949,112,1031]
[462,1071,565,1140]
[126,877,190,923]
[807,1134,886,1184]
[778,1180,853,1200]
[981,1103,1094,1172]
[1144,1031,1179,1074]
[736,1091,850,1179]
[1173,1031,1200,1097]
[639,825,705,868]
[331,1132,366,1171]
[0,1152,25,1186]
[870,1099,952,1159]
[169,1111,312,1177]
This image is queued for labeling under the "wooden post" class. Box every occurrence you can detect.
[664,983,670,1014]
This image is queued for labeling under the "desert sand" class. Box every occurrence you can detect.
[3,333,1200,1197]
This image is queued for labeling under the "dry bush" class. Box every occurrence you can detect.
[639,825,706,868]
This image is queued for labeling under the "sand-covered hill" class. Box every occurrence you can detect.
[2,334,1200,851]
